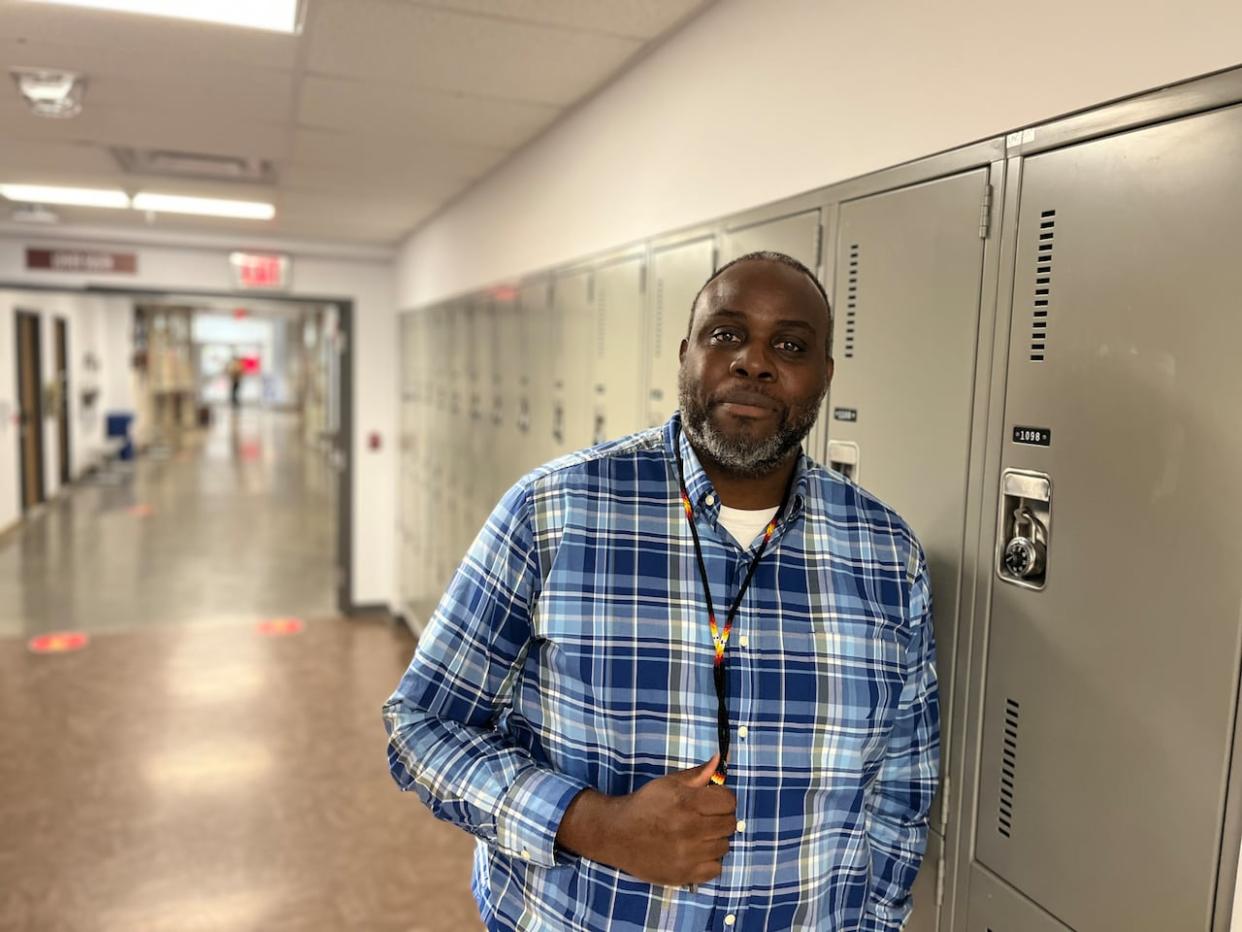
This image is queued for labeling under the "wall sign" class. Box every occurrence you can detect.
[230,251,291,290]
[26,248,136,274]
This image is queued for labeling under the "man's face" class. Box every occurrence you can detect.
[677,260,833,477]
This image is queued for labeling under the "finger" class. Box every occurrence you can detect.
[690,860,725,884]
[693,786,738,816]
[695,813,740,839]
[675,754,720,787]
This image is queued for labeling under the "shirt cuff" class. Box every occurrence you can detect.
[495,766,591,868]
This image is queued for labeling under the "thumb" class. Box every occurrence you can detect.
[676,754,720,787]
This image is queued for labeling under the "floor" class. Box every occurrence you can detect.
[0,410,479,931]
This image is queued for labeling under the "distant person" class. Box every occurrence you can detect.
[384,252,939,930]
[226,355,244,408]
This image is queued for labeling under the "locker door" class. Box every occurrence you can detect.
[520,278,553,469]
[593,255,645,442]
[974,105,1242,931]
[555,269,594,451]
[720,209,821,271]
[830,168,990,843]
[491,294,523,496]
[648,237,714,426]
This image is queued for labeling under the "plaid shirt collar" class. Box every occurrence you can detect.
[665,410,812,527]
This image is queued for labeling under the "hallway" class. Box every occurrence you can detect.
[0,412,479,931]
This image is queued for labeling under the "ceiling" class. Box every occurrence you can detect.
[0,0,712,245]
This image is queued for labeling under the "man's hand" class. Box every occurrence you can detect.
[555,755,738,886]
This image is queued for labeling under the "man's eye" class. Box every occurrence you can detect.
[776,340,806,353]
[710,330,741,344]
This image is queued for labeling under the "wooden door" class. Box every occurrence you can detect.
[15,311,45,511]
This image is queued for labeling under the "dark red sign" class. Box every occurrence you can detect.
[26,248,137,274]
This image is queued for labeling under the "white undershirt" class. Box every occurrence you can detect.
[716,504,779,550]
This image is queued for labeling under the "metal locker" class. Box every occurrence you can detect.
[491,291,524,499]
[829,168,991,856]
[592,255,646,443]
[965,864,1071,932]
[519,277,554,470]
[647,236,714,426]
[719,208,821,271]
[554,268,594,452]
[973,104,1242,931]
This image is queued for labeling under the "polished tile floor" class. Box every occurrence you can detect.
[0,411,479,931]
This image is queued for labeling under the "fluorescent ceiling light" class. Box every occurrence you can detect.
[0,184,129,208]
[27,0,302,34]
[132,193,275,220]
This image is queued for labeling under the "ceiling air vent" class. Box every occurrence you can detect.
[112,147,276,185]
[843,243,859,359]
[998,697,1020,838]
[1030,210,1054,361]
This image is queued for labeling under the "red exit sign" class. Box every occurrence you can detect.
[229,251,290,290]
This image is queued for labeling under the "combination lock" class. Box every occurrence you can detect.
[1003,508,1046,579]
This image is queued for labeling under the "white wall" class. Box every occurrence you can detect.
[396,0,1242,306]
[0,290,118,529]
[0,233,396,606]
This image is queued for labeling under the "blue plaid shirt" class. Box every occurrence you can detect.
[384,414,939,931]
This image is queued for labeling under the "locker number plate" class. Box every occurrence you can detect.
[833,407,858,423]
[1012,426,1051,447]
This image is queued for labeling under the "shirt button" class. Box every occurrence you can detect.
[520,849,531,860]
[705,493,716,506]
[738,635,749,647]
[738,725,748,739]
[736,820,746,832]
[725,915,736,926]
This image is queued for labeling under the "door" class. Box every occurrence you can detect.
[829,168,992,932]
[55,318,70,485]
[15,310,45,512]
[973,104,1242,931]
[554,268,594,452]
[593,255,646,443]
[647,236,715,427]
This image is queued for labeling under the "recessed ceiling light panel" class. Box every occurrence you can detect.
[10,67,86,118]
[26,0,303,34]
[0,184,129,208]
[132,193,275,220]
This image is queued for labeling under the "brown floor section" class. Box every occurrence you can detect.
[0,411,480,930]
[0,617,481,932]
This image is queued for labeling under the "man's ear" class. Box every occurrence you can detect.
[679,339,688,364]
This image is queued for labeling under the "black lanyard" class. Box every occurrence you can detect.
[674,431,795,785]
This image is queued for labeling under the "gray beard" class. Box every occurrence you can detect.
[678,372,826,479]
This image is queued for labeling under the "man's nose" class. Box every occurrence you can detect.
[730,343,776,381]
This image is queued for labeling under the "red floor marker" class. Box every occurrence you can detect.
[258,618,304,636]
[129,504,154,518]
[28,631,90,654]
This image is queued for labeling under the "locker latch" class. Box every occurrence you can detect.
[998,469,1052,590]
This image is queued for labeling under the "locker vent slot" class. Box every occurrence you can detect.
[998,697,1020,838]
[653,278,665,358]
[844,243,859,359]
[1030,210,1055,361]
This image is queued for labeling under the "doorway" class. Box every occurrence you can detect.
[15,310,45,512]
[55,317,70,486]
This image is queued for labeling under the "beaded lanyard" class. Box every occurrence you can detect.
[674,429,795,786]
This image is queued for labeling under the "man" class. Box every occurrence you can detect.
[384,251,939,931]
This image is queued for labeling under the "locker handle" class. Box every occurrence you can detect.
[827,440,859,482]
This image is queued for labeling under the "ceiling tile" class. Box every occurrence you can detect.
[298,74,559,149]
[0,138,118,176]
[307,0,643,105]
[281,163,472,203]
[403,0,712,40]
[290,127,502,181]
